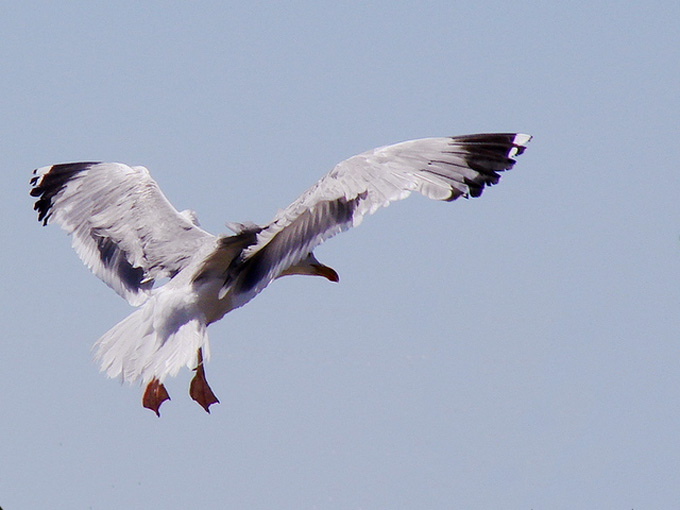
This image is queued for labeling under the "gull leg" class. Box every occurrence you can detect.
[190,348,220,413]
[142,378,170,417]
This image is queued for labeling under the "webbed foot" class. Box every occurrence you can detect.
[143,378,170,417]
[189,348,220,413]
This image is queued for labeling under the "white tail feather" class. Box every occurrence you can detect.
[93,288,209,384]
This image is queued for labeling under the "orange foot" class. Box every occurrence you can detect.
[189,348,220,413]
[142,378,171,417]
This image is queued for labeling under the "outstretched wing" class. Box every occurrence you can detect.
[30,162,214,305]
[233,133,531,294]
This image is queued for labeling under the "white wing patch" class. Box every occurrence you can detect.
[30,162,214,306]
[234,133,532,297]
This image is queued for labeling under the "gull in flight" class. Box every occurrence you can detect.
[30,133,531,415]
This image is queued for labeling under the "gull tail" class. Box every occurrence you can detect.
[93,288,210,385]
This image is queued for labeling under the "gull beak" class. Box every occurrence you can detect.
[311,263,340,283]
[278,253,340,282]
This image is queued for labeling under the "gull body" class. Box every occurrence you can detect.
[30,133,531,415]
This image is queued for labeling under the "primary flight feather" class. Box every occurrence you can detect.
[30,133,531,415]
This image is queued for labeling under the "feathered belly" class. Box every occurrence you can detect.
[198,279,263,325]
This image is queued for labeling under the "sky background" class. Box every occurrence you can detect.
[1,1,679,508]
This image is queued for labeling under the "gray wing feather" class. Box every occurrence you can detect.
[30,162,214,305]
[238,133,531,294]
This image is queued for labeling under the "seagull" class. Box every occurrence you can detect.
[30,133,531,415]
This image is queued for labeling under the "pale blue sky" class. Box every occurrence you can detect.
[2,1,679,509]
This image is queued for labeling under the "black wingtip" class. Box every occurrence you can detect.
[30,162,100,225]
[446,133,531,199]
